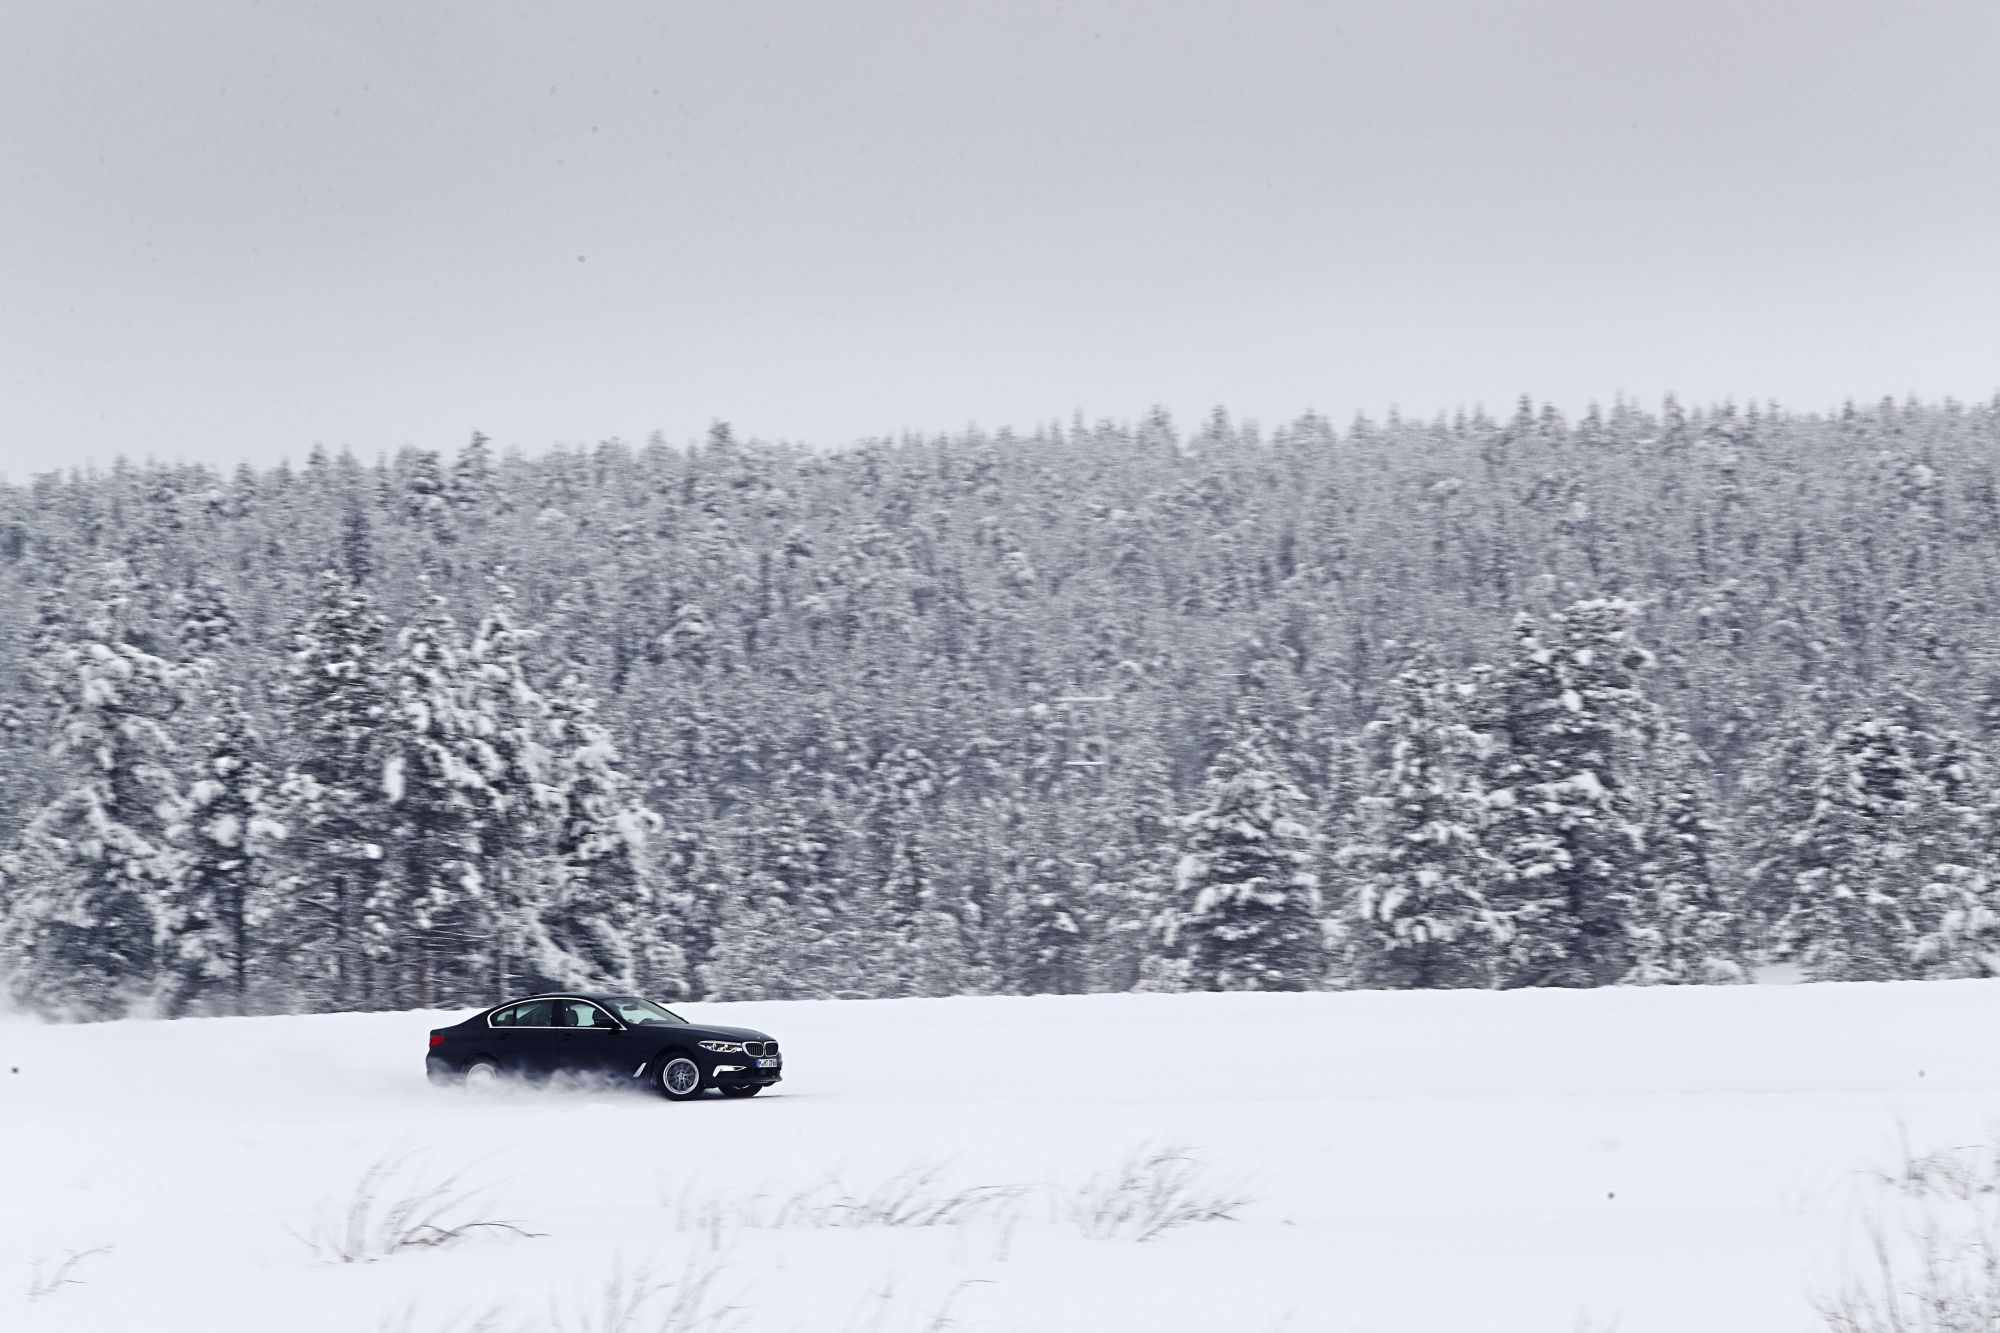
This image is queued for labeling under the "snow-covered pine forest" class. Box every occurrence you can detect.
[3,395,1998,1019]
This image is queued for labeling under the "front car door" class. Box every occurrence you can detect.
[550,998,639,1083]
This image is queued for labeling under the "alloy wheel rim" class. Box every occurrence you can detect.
[664,1058,700,1095]
[465,1063,497,1091]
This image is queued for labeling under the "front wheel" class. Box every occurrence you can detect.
[719,1084,763,1098]
[656,1054,704,1101]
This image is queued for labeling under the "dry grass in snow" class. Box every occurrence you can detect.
[298,1150,541,1265]
[665,1143,1252,1246]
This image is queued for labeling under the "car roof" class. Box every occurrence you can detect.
[493,991,635,1008]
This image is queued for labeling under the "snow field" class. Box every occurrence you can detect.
[5,981,2000,1331]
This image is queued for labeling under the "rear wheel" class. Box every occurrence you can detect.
[656,1055,704,1101]
[462,1059,502,1093]
[720,1084,763,1098]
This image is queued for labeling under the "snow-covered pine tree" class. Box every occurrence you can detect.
[1312,732,1368,961]
[541,670,667,992]
[1081,741,1179,993]
[699,795,844,1000]
[1484,601,1654,988]
[175,575,238,662]
[403,449,457,552]
[1912,864,2000,979]
[1736,681,1838,961]
[1341,648,1508,989]
[1623,732,1744,985]
[663,599,715,670]
[448,431,499,519]
[1777,692,1991,980]
[1,563,198,1017]
[649,814,720,1001]
[691,768,844,999]
[163,690,288,1014]
[753,766,844,919]
[699,881,792,1000]
[1167,723,1323,991]
[283,570,393,1009]
[378,595,490,1006]
[868,819,966,998]
[1775,716,1929,980]
[907,890,986,997]
[847,744,966,997]
[1908,697,2000,976]
[464,589,563,996]
[1009,854,1082,995]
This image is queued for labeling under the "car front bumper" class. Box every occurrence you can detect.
[706,1059,783,1088]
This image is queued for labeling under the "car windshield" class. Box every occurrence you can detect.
[604,996,688,1026]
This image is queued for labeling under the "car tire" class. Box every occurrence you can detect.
[720,1084,763,1098]
[462,1059,502,1093]
[655,1054,705,1101]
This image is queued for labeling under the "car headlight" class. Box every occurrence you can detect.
[698,1041,745,1054]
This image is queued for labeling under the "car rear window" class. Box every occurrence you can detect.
[492,999,555,1027]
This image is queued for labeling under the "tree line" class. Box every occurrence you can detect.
[1,396,1997,1018]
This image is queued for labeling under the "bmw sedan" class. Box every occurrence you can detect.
[426,992,783,1101]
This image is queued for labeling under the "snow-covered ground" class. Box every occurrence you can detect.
[4,981,1997,1332]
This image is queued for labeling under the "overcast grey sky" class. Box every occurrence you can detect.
[4,0,1997,475]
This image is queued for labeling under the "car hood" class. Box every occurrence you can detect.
[678,1024,776,1043]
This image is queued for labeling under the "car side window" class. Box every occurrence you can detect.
[557,1000,616,1029]
[492,1000,553,1028]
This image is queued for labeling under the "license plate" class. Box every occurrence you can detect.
[755,1057,779,1068]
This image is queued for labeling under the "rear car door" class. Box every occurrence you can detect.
[487,999,560,1076]
[550,998,640,1083]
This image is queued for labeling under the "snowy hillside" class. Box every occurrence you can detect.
[6,981,1999,1332]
